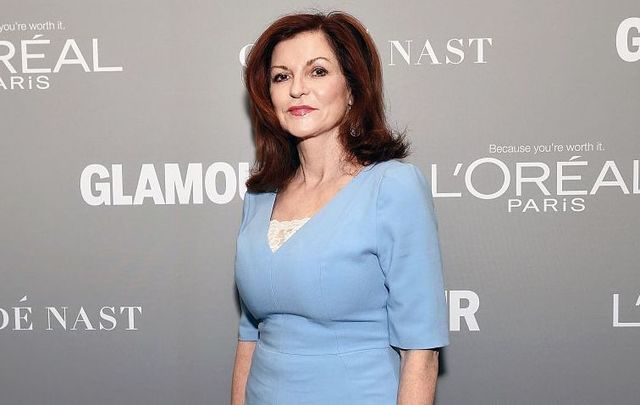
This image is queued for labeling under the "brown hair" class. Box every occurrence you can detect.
[243,10,410,193]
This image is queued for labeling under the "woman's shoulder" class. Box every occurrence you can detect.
[243,189,271,206]
[374,159,431,202]
[374,159,426,184]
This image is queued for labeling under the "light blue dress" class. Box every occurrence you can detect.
[234,158,449,404]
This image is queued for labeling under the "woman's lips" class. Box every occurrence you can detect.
[288,107,317,116]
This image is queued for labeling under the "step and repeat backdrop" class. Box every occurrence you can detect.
[1,1,638,404]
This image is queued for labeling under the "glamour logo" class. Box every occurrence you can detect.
[0,296,142,332]
[446,290,480,332]
[431,156,640,213]
[616,17,640,62]
[612,293,640,327]
[0,35,123,90]
[80,162,251,205]
[388,38,493,65]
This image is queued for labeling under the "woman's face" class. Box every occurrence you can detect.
[269,30,352,139]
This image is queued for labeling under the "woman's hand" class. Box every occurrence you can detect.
[397,348,440,405]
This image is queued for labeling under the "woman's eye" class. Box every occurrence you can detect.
[312,67,328,76]
[272,73,288,83]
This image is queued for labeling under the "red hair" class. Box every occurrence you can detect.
[243,10,410,193]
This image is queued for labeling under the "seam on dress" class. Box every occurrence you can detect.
[256,342,391,356]
[375,162,395,274]
[336,352,358,404]
[265,195,281,351]
[319,261,343,354]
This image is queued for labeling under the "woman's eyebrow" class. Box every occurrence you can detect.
[270,56,331,70]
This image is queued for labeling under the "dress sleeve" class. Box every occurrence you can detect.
[238,296,260,341]
[376,163,449,350]
[236,191,260,341]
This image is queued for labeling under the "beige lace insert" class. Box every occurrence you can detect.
[268,217,311,252]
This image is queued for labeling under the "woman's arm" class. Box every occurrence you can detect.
[230,340,256,405]
[396,348,440,405]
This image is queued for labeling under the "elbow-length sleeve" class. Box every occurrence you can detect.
[376,163,449,350]
[238,296,259,341]
[236,191,260,341]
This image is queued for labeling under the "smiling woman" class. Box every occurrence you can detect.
[241,12,412,194]
[232,10,449,405]
[268,32,353,140]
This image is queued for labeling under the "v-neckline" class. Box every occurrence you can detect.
[264,162,378,255]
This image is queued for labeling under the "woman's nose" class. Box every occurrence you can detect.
[289,74,308,98]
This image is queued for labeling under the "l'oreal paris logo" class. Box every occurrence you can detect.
[431,156,640,213]
[0,35,123,90]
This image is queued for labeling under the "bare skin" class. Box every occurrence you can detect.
[397,349,440,405]
[230,341,256,405]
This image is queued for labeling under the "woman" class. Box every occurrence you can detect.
[231,10,449,405]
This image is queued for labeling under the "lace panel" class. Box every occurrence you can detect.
[268,217,311,252]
